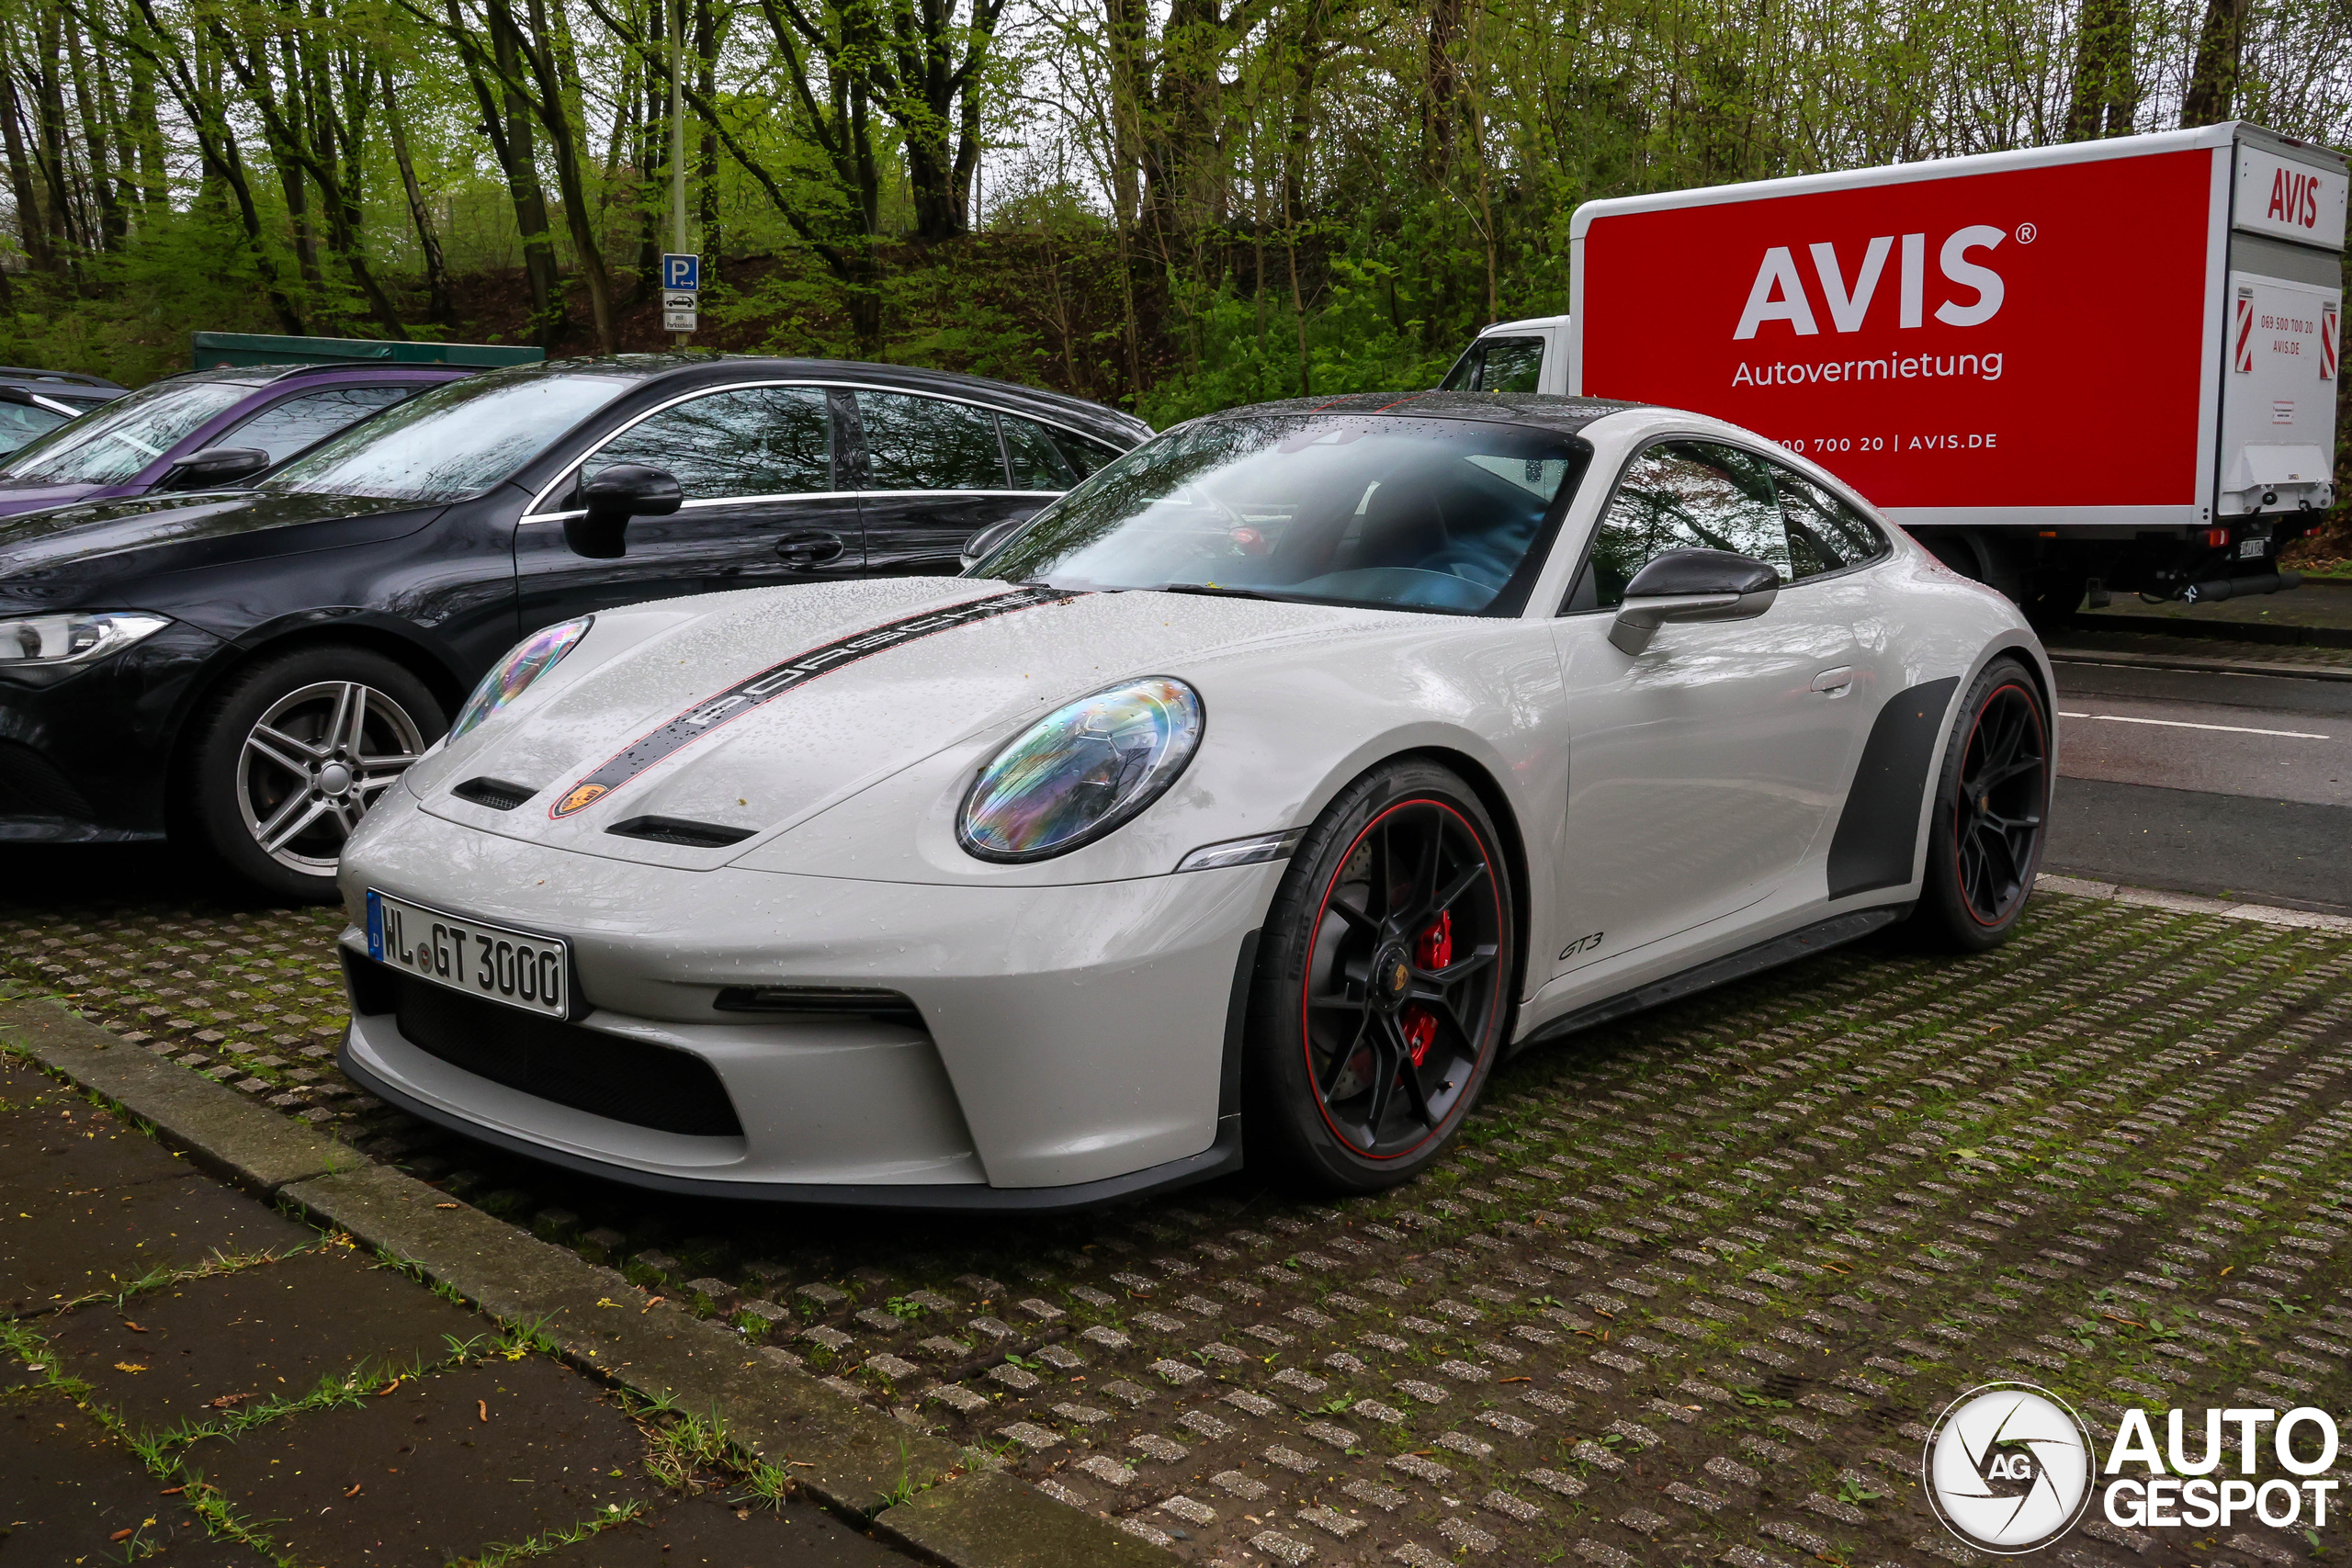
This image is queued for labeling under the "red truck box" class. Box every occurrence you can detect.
[1566,121,2346,615]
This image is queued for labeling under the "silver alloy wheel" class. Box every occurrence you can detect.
[235,681,426,875]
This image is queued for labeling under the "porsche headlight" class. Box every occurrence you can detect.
[0,611,169,667]
[958,677,1203,862]
[450,616,591,740]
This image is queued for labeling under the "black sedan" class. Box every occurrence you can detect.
[0,354,1148,899]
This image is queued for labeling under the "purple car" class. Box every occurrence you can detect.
[0,362,473,519]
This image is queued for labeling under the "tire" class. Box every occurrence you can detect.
[1913,656,2050,952]
[186,645,445,904]
[1242,759,1517,1192]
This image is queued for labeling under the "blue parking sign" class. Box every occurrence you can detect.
[662,254,700,291]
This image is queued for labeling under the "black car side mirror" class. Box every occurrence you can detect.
[1609,547,1780,654]
[566,464,684,559]
[959,515,1028,572]
[162,446,272,491]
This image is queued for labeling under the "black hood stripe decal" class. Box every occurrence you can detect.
[549,586,1077,818]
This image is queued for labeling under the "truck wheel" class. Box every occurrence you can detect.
[2022,574,2086,636]
[1914,656,2048,952]
[186,645,445,904]
[1242,760,1516,1193]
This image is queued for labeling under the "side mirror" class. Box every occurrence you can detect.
[959,515,1028,572]
[1609,547,1779,655]
[163,446,271,491]
[565,464,683,559]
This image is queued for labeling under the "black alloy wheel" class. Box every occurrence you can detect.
[1917,656,2048,951]
[1246,760,1515,1191]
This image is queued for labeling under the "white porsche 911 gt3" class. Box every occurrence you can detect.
[334,392,2053,1210]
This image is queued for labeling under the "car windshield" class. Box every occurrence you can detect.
[977,413,1587,615]
[261,370,633,503]
[0,401,71,457]
[0,379,248,486]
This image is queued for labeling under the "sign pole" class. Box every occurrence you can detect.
[670,0,689,347]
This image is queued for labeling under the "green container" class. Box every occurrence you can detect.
[190,332,546,370]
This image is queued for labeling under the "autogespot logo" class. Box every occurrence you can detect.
[1923,1382,2097,1553]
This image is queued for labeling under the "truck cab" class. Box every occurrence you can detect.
[1439,317,1571,394]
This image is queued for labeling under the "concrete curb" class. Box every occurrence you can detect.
[0,998,1173,1567]
[2046,643,2352,682]
[2039,873,2352,932]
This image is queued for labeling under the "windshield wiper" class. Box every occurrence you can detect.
[1154,582,1287,602]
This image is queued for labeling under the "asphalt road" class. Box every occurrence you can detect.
[2046,655,2352,912]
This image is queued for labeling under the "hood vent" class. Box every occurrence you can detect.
[453,776,537,811]
[607,814,757,849]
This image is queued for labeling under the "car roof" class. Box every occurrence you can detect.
[0,366,126,391]
[1189,389,1643,437]
[153,362,479,391]
[1478,315,1570,335]
[472,351,1154,447]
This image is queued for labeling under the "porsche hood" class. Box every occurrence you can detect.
[409,576,1381,865]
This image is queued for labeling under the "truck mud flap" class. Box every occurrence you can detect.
[1825,675,1961,900]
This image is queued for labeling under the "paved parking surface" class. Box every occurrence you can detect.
[3,861,2350,1567]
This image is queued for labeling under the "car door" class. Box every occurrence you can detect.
[1440,334,1547,393]
[513,382,863,629]
[853,389,1037,575]
[1548,437,1873,975]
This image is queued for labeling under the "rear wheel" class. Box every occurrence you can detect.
[1915,657,2049,951]
[1244,760,1515,1192]
[187,645,444,904]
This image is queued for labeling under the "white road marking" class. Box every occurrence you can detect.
[2056,712,2331,740]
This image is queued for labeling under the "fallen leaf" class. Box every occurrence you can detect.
[477,1399,489,1423]
[114,1361,148,1373]
[204,1393,258,1409]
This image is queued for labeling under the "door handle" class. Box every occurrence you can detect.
[1812,665,1854,695]
[775,530,845,568]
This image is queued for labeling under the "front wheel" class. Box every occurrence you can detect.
[1243,760,1516,1193]
[1914,656,2050,951]
[186,645,445,904]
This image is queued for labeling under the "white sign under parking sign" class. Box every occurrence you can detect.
[663,307,697,333]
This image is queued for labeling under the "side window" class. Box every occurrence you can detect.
[1474,337,1545,393]
[857,390,1009,491]
[1051,431,1121,479]
[1443,336,1545,393]
[586,385,830,501]
[1573,439,1789,610]
[1765,462,1890,580]
[1001,414,1077,490]
[222,385,413,463]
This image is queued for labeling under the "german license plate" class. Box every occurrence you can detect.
[366,890,569,1019]
[2240,536,2267,558]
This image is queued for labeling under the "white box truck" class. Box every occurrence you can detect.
[1440,121,2346,626]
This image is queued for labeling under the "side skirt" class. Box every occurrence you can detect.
[1514,905,1908,1051]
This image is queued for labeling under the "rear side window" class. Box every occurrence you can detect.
[1001,414,1076,490]
[1440,335,1545,393]
[587,385,831,500]
[224,385,414,463]
[1052,431,1122,479]
[858,391,1009,491]
[1767,463,1890,577]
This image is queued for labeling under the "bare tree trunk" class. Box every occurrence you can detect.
[0,48,58,272]
[382,65,453,326]
[694,0,718,276]
[2181,0,2248,126]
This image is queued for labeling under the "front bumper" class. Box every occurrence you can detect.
[0,623,220,840]
[336,786,1280,1202]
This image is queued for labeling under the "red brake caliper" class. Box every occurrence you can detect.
[1399,911,1452,1067]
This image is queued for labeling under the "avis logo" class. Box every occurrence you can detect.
[2269,167,2324,229]
[1736,227,2008,340]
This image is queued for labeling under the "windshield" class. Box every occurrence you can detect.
[261,370,633,503]
[0,379,247,485]
[977,413,1587,615]
[0,401,71,457]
